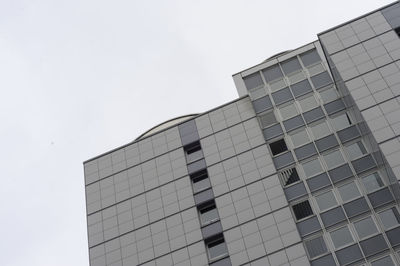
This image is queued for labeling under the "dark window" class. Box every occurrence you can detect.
[262,64,284,82]
[191,170,211,194]
[199,201,219,226]
[396,27,400,38]
[269,139,288,156]
[292,200,313,220]
[279,168,300,186]
[206,235,228,261]
[184,141,203,163]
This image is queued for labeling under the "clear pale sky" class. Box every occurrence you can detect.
[0,1,394,265]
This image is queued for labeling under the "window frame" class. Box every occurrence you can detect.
[352,215,379,240]
[344,140,368,161]
[206,235,229,262]
[329,224,355,249]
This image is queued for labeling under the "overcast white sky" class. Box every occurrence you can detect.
[0,0,395,265]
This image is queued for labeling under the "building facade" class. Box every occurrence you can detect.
[84,2,400,266]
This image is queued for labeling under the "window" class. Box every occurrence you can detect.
[337,181,361,202]
[378,207,400,230]
[269,139,288,156]
[344,141,367,161]
[323,149,345,169]
[298,94,319,112]
[395,27,400,38]
[279,104,298,120]
[259,111,277,128]
[206,235,228,261]
[329,225,354,249]
[279,167,300,187]
[199,201,219,226]
[353,216,378,239]
[289,129,310,147]
[371,255,396,266]
[302,157,323,178]
[305,236,328,259]
[292,200,313,220]
[309,120,331,139]
[300,49,321,67]
[361,172,384,192]
[315,190,337,211]
[191,170,211,193]
[319,86,338,103]
[184,141,203,163]
[330,113,352,131]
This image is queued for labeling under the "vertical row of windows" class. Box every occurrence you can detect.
[183,140,229,263]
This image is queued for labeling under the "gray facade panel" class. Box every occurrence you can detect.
[320,206,346,228]
[335,243,363,265]
[359,234,389,257]
[202,221,223,239]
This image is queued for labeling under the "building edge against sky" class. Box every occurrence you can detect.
[84,2,400,266]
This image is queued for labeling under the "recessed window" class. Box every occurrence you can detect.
[310,120,331,139]
[300,49,321,67]
[319,86,338,103]
[289,129,310,147]
[330,113,352,131]
[279,167,300,187]
[269,139,288,156]
[304,236,328,259]
[206,235,228,261]
[330,225,354,249]
[315,190,337,211]
[298,94,319,112]
[292,200,313,220]
[199,201,219,226]
[191,170,211,194]
[378,207,400,230]
[353,216,378,239]
[259,111,277,128]
[337,181,361,202]
[302,157,323,178]
[371,255,396,266]
[345,141,367,161]
[279,104,298,120]
[361,172,384,192]
[323,149,345,169]
[184,141,203,163]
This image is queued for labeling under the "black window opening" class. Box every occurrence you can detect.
[199,201,219,226]
[184,141,203,163]
[269,139,288,156]
[279,167,300,187]
[206,234,228,261]
[292,200,313,220]
[191,169,211,194]
[395,26,400,38]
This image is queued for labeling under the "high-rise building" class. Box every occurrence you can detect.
[83,2,400,266]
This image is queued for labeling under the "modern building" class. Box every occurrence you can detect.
[84,2,400,266]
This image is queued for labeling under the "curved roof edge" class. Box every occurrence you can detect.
[134,114,199,141]
[263,49,293,62]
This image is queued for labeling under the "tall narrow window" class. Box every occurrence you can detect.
[190,169,211,194]
[206,235,228,261]
[184,141,203,163]
[269,139,288,156]
[199,201,219,226]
